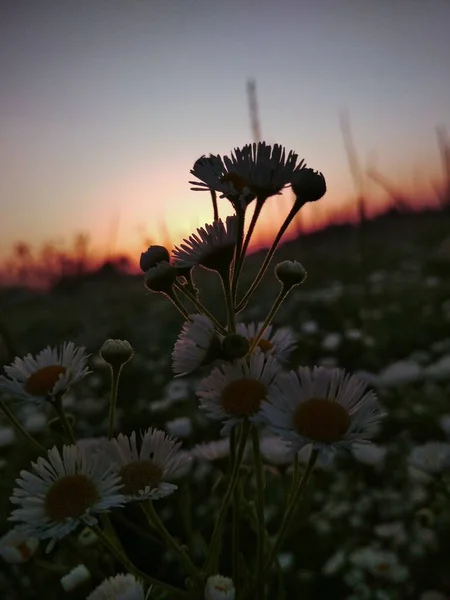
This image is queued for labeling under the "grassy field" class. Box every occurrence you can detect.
[1,207,450,599]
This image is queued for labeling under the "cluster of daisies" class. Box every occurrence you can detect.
[0,143,384,598]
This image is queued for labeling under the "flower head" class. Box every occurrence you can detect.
[172,314,222,375]
[9,445,124,551]
[100,339,134,369]
[87,573,145,600]
[409,442,450,475]
[108,428,191,502]
[261,366,384,460]
[0,342,90,403]
[60,564,91,592]
[236,322,297,364]
[197,354,282,435]
[144,261,177,294]
[139,245,170,272]
[205,574,235,600]
[0,527,39,564]
[172,216,238,274]
[291,167,326,204]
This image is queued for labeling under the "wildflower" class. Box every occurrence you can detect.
[100,339,134,369]
[139,245,170,272]
[349,546,408,582]
[259,435,292,466]
[77,527,99,547]
[172,314,222,375]
[0,425,15,448]
[172,216,238,274]
[165,416,193,438]
[0,342,90,403]
[409,441,450,475]
[87,574,145,600]
[189,153,255,211]
[9,445,124,551]
[204,574,235,600]
[223,142,305,201]
[191,438,232,462]
[197,354,281,435]
[144,261,177,294]
[0,527,39,564]
[108,428,191,502]
[351,442,387,466]
[261,366,383,460]
[236,322,297,364]
[60,564,91,592]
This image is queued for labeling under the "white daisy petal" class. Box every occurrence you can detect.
[172,314,222,375]
[87,573,145,600]
[236,322,297,364]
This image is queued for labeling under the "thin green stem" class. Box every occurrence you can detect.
[0,398,45,453]
[141,502,203,588]
[251,427,266,600]
[108,366,122,439]
[233,198,264,303]
[52,396,75,444]
[237,202,301,311]
[167,290,191,321]
[175,283,227,335]
[113,511,164,547]
[93,526,190,598]
[210,189,219,221]
[203,420,250,574]
[231,207,246,301]
[248,286,290,354]
[220,269,236,333]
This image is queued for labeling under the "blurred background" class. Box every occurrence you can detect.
[1,1,450,599]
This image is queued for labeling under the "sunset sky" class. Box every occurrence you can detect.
[1,0,449,264]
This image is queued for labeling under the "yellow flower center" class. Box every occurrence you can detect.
[25,365,67,396]
[44,474,99,521]
[220,173,248,192]
[293,397,350,443]
[249,338,274,353]
[119,461,163,496]
[220,378,267,416]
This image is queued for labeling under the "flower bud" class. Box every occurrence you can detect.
[100,339,134,369]
[221,333,250,360]
[77,527,99,547]
[292,168,326,203]
[139,245,170,272]
[144,261,177,293]
[60,564,91,592]
[275,260,307,288]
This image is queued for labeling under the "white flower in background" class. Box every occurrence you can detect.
[172,314,222,375]
[377,360,423,388]
[0,425,15,448]
[351,443,387,466]
[0,342,90,403]
[223,142,305,201]
[322,549,346,576]
[424,354,450,380]
[172,216,238,273]
[261,366,383,461]
[349,546,408,582]
[277,552,294,571]
[236,322,297,364]
[0,527,39,564]
[345,329,363,341]
[76,436,109,453]
[374,522,407,544]
[439,414,450,436]
[166,379,191,403]
[60,564,91,592]
[301,320,318,335]
[297,443,334,470]
[321,333,342,352]
[108,428,191,502]
[409,441,450,475]
[77,527,99,547]
[419,590,447,600]
[87,573,145,600]
[20,404,47,433]
[9,445,124,551]
[259,435,292,466]
[191,438,231,462]
[165,416,193,438]
[197,353,282,435]
[204,574,235,600]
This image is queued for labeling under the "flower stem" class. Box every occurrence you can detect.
[93,526,190,598]
[0,398,45,453]
[237,202,300,311]
[251,426,266,599]
[210,189,219,221]
[52,396,76,444]
[248,286,290,354]
[167,290,191,321]
[108,366,122,439]
[220,269,236,333]
[141,501,203,589]
[233,198,264,303]
[175,283,227,335]
[203,420,250,574]
[231,207,246,301]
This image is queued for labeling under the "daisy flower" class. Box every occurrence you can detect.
[223,142,305,200]
[196,353,282,435]
[261,366,383,461]
[236,322,297,364]
[87,573,145,600]
[0,527,39,564]
[189,154,255,212]
[9,445,124,551]
[172,216,238,273]
[108,428,191,502]
[172,314,222,375]
[0,342,90,403]
[204,574,235,600]
[409,441,450,475]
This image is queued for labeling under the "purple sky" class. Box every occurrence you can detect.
[1,0,449,261]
